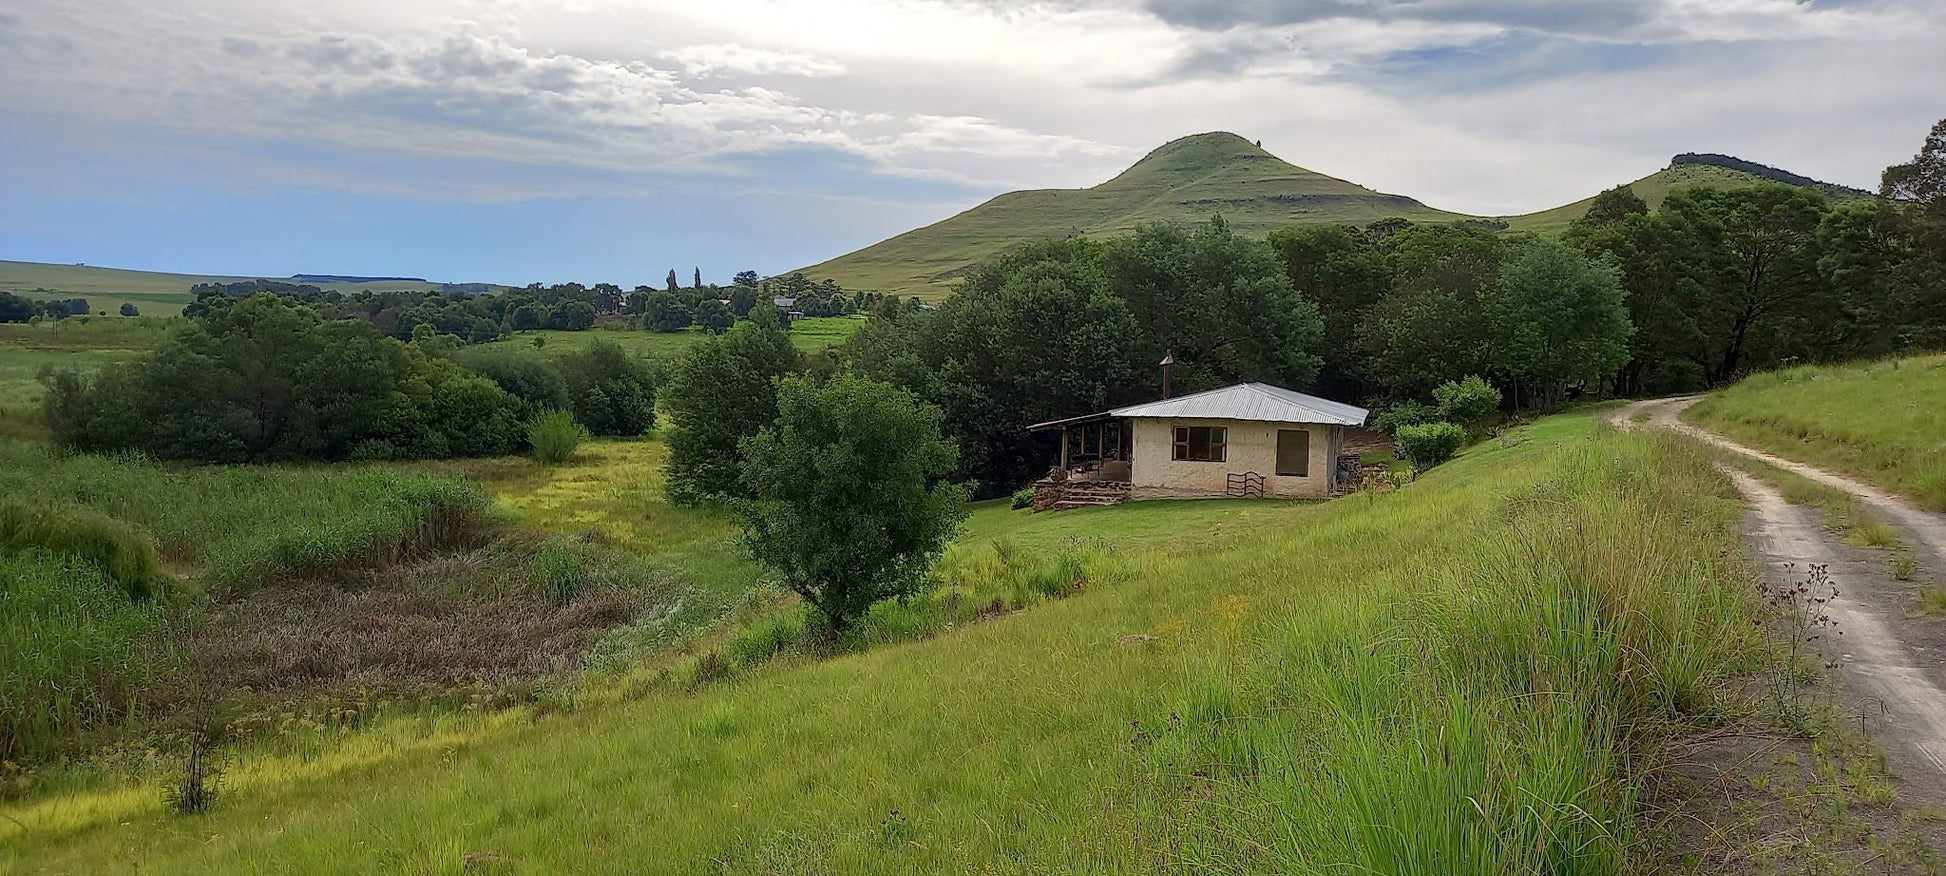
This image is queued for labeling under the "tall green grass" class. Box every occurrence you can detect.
[1687,354,1946,509]
[1,415,1759,871]
[0,439,489,590]
[0,553,171,761]
[0,500,168,600]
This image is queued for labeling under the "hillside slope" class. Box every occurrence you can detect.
[798,134,1869,299]
[796,132,1466,299]
[1502,159,1870,235]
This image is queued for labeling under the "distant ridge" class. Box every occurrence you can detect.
[797,135,1876,297]
[290,274,429,284]
[1670,154,1870,196]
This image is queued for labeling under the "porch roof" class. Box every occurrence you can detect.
[1026,382,1368,433]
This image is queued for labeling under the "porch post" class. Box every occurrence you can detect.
[1059,426,1069,470]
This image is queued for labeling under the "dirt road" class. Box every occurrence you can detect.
[1613,397,1946,802]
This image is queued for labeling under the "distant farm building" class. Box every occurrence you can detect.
[1027,383,1369,510]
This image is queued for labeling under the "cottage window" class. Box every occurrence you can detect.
[1171,426,1226,462]
[1275,429,1310,477]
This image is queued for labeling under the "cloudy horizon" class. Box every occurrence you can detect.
[2,0,1939,287]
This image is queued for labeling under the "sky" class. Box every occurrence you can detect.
[1,0,1940,287]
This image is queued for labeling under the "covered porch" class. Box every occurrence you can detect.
[1025,412,1133,511]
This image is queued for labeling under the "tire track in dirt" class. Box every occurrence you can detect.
[1614,397,1946,803]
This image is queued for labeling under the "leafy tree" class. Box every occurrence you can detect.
[0,292,33,323]
[693,267,703,289]
[118,303,139,317]
[1266,223,1391,398]
[1101,217,1324,393]
[510,304,544,331]
[737,372,966,637]
[693,298,734,334]
[664,309,800,504]
[893,238,1141,493]
[1356,225,1506,399]
[733,270,760,288]
[1576,184,1650,230]
[545,301,597,331]
[1394,421,1466,471]
[1659,185,1828,382]
[645,291,692,333]
[1883,117,1946,221]
[1481,240,1633,407]
[557,341,659,437]
[44,293,523,461]
[666,269,680,293]
[456,348,571,422]
[1432,375,1500,425]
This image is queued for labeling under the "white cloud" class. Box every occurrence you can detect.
[664,43,848,78]
[0,0,1939,214]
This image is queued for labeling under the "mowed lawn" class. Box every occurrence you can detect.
[2,412,1759,873]
[1685,354,1946,510]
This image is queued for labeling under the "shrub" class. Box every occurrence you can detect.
[1011,487,1036,510]
[558,342,659,437]
[1432,375,1500,425]
[529,538,587,605]
[1371,400,1440,437]
[457,348,571,421]
[0,500,168,601]
[528,411,588,464]
[1393,421,1467,471]
[737,373,966,637]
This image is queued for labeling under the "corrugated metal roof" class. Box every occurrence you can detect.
[1108,383,1368,426]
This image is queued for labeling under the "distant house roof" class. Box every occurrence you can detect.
[1027,382,1368,431]
[773,296,797,307]
[1111,383,1367,426]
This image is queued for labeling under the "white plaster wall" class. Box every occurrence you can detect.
[1128,418,1337,499]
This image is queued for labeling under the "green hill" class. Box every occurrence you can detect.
[796,132,1467,299]
[1501,160,1870,235]
[0,260,508,316]
[798,133,1871,299]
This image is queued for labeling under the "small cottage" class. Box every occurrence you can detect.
[1026,383,1369,509]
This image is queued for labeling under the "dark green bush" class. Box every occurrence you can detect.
[1011,487,1036,510]
[1394,421,1467,471]
[528,411,588,464]
[1433,375,1501,425]
[1371,400,1440,437]
[456,348,571,421]
[557,342,659,437]
[43,294,525,462]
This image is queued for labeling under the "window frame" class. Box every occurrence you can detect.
[1171,425,1228,463]
[1275,428,1311,477]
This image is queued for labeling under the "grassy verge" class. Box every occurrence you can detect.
[1686,355,1946,510]
[1,412,1765,871]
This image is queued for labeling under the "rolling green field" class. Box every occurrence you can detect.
[0,318,177,439]
[2,411,1763,872]
[1685,354,1946,510]
[475,316,865,361]
[0,260,504,317]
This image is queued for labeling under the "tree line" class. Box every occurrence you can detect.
[180,271,879,346]
[43,293,659,462]
[0,294,129,322]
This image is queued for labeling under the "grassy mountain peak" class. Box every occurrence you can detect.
[795,132,1462,299]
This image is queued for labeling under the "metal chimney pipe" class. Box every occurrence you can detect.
[1159,351,1175,399]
